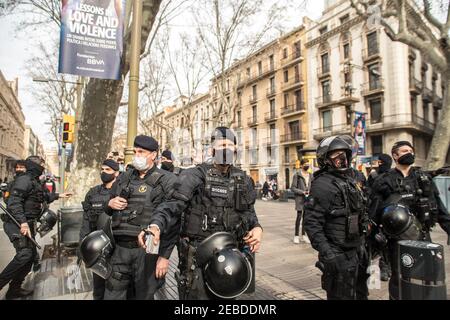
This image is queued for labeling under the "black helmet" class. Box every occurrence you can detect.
[203,247,253,299]
[79,230,115,279]
[381,204,421,240]
[36,209,58,237]
[316,135,354,169]
[196,232,236,267]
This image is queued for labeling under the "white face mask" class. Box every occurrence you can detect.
[132,155,150,171]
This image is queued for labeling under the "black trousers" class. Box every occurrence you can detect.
[104,244,159,300]
[0,221,37,291]
[295,209,306,236]
[92,272,105,300]
[320,250,369,300]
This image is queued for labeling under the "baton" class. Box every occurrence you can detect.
[0,202,42,249]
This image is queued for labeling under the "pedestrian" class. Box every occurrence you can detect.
[368,141,450,300]
[262,179,269,200]
[103,135,177,300]
[304,135,369,300]
[291,159,312,244]
[0,156,72,299]
[139,127,262,300]
[79,159,120,300]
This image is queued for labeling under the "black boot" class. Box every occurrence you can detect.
[5,287,34,300]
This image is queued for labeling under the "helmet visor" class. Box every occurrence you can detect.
[90,255,112,279]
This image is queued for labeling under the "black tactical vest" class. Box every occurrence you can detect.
[86,185,112,232]
[112,169,164,237]
[24,179,46,219]
[318,172,366,248]
[183,164,253,242]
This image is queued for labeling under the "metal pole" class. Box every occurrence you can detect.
[124,0,143,164]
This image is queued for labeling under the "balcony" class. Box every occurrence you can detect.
[237,64,276,89]
[249,94,258,104]
[409,77,423,95]
[281,75,304,91]
[281,102,306,117]
[266,86,276,98]
[362,47,380,63]
[339,86,360,105]
[280,131,306,144]
[247,116,258,127]
[422,87,433,102]
[280,50,304,68]
[264,111,278,122]
[317,65,330,79]
[315,94,335,108]
[361,79,384,97]
[262,137,278,146]
[365,113,435,136]
[433,93,443,109]
[313,123,351,141]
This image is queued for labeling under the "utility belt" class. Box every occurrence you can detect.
[114,236,140,249]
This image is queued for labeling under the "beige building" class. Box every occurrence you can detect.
[23,125,45,161]
[306,0,446,170]
[0,71,26,181]
[208,22,311,189]
[44,147,59,176]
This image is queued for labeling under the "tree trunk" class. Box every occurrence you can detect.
[424,76,450,170]
[66,0,162,204]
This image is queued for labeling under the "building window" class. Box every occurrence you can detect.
[252,105,257,121]
[237,110,241,126]
[368,63,381,89]
[346,106,352,125]
[343,43,350,59]
[372,135,383,155]
[284,70,289,82]
[284,147,290,163]
[289,120,300,140]
[294,41,301,58]
[295,90,302,108]
[411,96,417,114]
[294,65,300,81]
[367,31,378,56]
[321,53,329,73]
[434,108,439,124]
[340,14,350,24]
[284,93,289,107]
[270,123,276,143]
[246,67,251,78]
[258,61,262,75]
[322,80,331,102]
[322,110,332,130]
[319,25,328,35]
[252,85,257,99]
[423,101,429,122]
[270,99,275,115]
[269,77,275,91]
[369,99,382,123]
[283,48,288,59]
[269,54,274,70]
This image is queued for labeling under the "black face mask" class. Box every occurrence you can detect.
[213,148,234,165]
[25,161,45,178]
[398,153,415,165]
[330,152,348,169]
[161,162,174,172]
[101,172,115,184]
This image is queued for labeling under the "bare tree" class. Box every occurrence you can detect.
[350,0,450,169]
[26,42,77,144]
[192,0,305,127]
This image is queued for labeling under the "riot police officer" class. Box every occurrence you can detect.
[304,135,369,300]
[79,159,120,300]
[368,141,450,300]
[139,127,263,300]
[104,135,176,300]
[0,156,71,299]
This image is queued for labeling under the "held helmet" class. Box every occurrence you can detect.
[196,232,236,267]
[36,209,58,237]
[79,230,115,279]
[316,135,354,170]
[203,247,253,299]
[381,204,421,240]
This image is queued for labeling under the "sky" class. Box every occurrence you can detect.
[0,0,324,151]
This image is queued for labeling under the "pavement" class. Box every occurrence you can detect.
[1,198,450,300]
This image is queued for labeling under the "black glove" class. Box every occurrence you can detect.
[322,253,348,274]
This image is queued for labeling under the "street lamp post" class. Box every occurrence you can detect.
[125,0,143,164]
